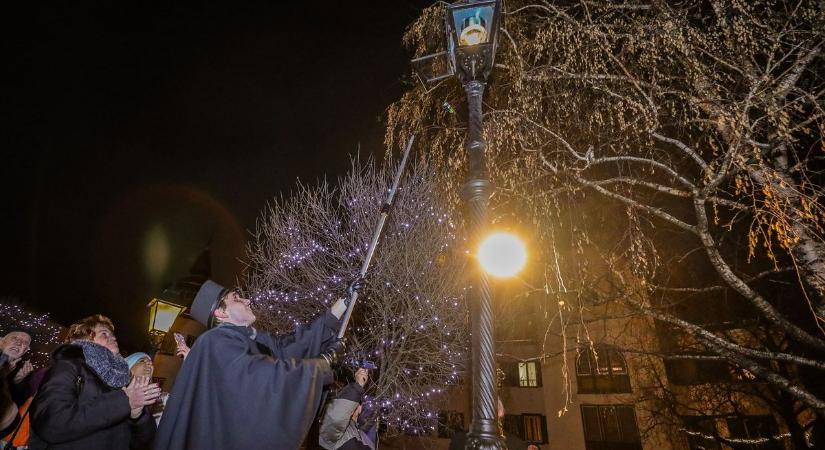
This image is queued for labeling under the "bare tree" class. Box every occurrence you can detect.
[388,0,825,440]
[244,158,469,435]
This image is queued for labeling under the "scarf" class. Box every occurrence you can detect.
[70,340,131,388]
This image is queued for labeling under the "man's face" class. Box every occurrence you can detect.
[215,291,256,327]
[0,332,31,361]
[92,325,119,355]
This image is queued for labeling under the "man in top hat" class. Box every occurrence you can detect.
[154,278,362,450]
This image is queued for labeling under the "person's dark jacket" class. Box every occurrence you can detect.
[27,344,156,450]
[319,382,374,450]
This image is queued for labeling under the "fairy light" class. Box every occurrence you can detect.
[681,428,791,445]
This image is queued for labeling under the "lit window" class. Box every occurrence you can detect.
[503,414,548,444]
[523,414,545,444]
[518,361,539,387]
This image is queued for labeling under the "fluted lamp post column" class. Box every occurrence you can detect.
[445,1,504,449]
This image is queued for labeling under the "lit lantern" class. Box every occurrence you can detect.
[446,0,501,82]
[147,298,184,336]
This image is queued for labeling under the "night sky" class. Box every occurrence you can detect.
[2,1,432,352]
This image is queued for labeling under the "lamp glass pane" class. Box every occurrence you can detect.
[451,5,495,47]
[148,301,158,333]
[152,301,183,333]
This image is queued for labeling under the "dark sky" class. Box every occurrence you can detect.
[2,1,432,352]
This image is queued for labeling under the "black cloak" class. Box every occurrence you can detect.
[154,312,340,450]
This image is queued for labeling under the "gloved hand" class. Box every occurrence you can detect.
[320,339,346,367]
[344,277,366,306]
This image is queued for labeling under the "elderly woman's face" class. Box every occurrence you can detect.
[92,325,119,355]
[130,357,154,378]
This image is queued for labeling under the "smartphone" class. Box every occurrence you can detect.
[174,333,186,347]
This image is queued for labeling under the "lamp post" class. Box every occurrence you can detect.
[445,1,504,449]
[147,297,184,350]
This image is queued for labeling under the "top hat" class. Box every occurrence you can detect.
[190,280,227,329]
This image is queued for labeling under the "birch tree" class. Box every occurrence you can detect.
[388,0,825,435]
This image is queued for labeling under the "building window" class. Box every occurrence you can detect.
[663,357,731,385]
[581,404,642,450]
[503,414,548,444]
[682,416,721,450]
[502,361,542,388]
[576,347,631,394]
[523,414,548,444]
[725,416,783,450]
[519,361,540,387]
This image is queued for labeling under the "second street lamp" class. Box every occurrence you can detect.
[147,297,184,350]
[446,1,505,449]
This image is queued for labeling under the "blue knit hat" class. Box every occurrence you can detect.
[125,352,151,369]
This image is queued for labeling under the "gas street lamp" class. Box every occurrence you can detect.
[147,297,184,350]
[447,1,504,449]
[410,1,504,447]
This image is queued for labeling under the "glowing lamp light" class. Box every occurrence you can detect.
[477,232,527,278]
[147,298,184,335]
[459,16,488,46]
[449,1,498,48]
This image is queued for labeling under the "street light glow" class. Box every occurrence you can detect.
[459,24,487,46]
[477,232,527,277]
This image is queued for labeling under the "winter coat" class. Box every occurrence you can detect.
[28,344,156,450]
[319,383,375,450]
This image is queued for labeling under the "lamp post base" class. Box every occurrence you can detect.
[466,437,507,450]
[465,417,507,449]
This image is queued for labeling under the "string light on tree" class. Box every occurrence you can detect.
[245,160,469,435]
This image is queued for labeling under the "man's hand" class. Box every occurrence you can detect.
[320,340,345,367]
[12,360,33,383]
[332,277,367,319]
[354,368,368,387]
[123,376,161,419]
[346,277,366,300]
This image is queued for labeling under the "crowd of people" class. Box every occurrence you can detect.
[1,277,537,450]
[0,276,357,450]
